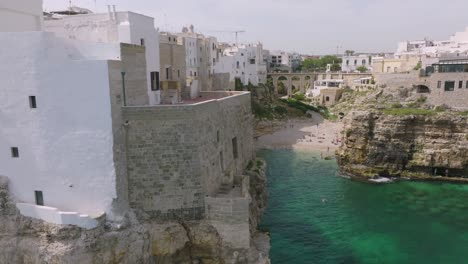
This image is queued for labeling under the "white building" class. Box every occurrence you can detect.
[0,0,152,229]
[268,50,301,72]
[176,25,222,95]
[214,43,267,86]
[395,27,468,64]
[306,79,343,97]
[0,0,43,31]
[44,8,161,105]
[341,54,373,72]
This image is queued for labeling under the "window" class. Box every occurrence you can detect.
[346,60,349,65]
[236,61,240,69]
[241,53,244,56]
[150,71,160,91]
[35,191,44,206]
[11,147,19,158]
[326,96,330,102]
[466,81,468,88]
[194,72,197,77]
[166,68,170,80]
[444,81,455,91]
[217,130,220,142]
[140,38,145,46]
[243,62,245,67]
[250,59,255,64]
[168,37,171,42]
[362,59,366,65]
[437,81,441,88]
[459,81,463,88]
[178,70,180,78]
[354,60,357,65]
[29,96,37,108]
[232,137,238,159]
[219,151,224,171]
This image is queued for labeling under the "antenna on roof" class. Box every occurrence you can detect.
[68,0,72,15]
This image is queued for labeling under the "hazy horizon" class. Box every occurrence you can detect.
[43,0,468,55]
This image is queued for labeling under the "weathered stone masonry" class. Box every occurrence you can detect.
[122,92,254,220]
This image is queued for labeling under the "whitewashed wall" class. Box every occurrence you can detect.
[0,0,43,32]
[0,32,117,217]
[45,11,161,105]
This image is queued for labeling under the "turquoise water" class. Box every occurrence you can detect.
[258,149,468,264]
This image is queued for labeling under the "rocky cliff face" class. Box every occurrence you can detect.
[337,111,468,179]
[0,161,270,264]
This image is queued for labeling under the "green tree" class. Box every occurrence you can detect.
[345,50,355,56]
[330,64,341,71]
[356,65,368,73]
[302,55,342,72]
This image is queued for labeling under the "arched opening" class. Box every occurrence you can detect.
[291,76,301,94]
[304,76,312,90]
[277,76,288,95]
[326,96,330,102]
[416,85,430,93]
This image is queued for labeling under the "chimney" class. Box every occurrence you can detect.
[112,5,117,21]
[107,5,112,20]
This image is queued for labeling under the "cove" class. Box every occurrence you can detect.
[258,149,468,264]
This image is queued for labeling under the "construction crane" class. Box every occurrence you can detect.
[207,30,246,46]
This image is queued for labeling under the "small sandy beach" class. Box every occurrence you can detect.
[255,112,344,153]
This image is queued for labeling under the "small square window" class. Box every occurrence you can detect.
[11,147,19,158]
[29,96,37,108]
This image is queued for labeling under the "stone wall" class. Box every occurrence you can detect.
[122,91,254,220]
[213,72,233,91]
[424,72,468,109]
[374,72,468,109]
[120,43,149,106]
[374,72,420,87]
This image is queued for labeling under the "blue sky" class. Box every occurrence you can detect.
[43,0,468,55]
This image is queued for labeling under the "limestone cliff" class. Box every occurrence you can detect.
[0,161,270,264]
[337,111,468,179]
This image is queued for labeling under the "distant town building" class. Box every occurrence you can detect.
[176,25,220,97]
[374,26,468,73]
[159,32,187,103]
[268,50,302,72]
[44,8,161,105]
[214,43,268,88]
[341,54,373,73]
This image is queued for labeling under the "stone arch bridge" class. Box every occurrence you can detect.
[269,72,373,96]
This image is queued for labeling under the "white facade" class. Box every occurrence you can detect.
[0,0,43,31]
[306,79,343,97]
[341,54,373,72]
[215,43,267,86]
[395,26,468,63]
[176,26,221,93]
[0,31,122,223]
[268,50,302,72]
[44,11,161,105]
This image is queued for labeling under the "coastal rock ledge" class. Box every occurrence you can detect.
[0,159,269,264]
[337,111,468,181]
